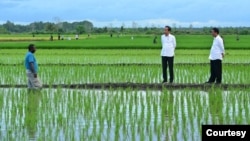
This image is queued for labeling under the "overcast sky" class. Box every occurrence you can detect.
[0,0,249,27]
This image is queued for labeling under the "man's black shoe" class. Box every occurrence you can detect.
[162,81,167,84]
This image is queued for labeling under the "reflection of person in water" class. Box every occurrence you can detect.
[163,89,174,141]
[207,89,223,123]
[25,90,41,139]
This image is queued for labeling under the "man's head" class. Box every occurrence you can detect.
[28,44,36,53]
[164,26,171,35]
[211,28,219,37]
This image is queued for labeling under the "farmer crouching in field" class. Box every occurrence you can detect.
[25,44,42,89]
[161,26,176,84]
[206,28,225,84]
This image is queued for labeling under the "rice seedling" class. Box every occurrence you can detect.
[1,64,249,85]
[1,49,250,65]
[0,46,250,141]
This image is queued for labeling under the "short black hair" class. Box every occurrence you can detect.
[165,26,172,32]
[212,27,219,34]
[28,44,35,51]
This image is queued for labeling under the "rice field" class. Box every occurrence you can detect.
[0,49,249,85]
[0,88,249,141]
[0,49,250,64]
[1,64,250,85]
[0,34,250,49]
[0,49,250,141]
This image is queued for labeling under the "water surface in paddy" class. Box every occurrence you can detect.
[0,88,249,141]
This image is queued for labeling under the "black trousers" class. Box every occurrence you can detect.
[208,60,222,83]
[162,56,174,82]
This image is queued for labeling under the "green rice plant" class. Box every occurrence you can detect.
[0,86,250,140]
[1,34,250,50]
[1,63,250,85]
[2,49,247,64]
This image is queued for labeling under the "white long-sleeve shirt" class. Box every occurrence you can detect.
[161,34,176,57]
[209,35,225,60]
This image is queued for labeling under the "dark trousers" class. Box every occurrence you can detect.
[208,60,222,83]
[162,56,174,82]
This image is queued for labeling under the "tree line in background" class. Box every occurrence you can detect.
[0,20,250,35]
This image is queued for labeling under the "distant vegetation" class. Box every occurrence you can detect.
[0,20,250,35]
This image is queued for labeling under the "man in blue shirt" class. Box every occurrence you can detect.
[25,44,42,89]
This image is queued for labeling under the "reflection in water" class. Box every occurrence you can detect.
[0,88,249,141]
[162,89,174,141]
[26,89,41,140]
[207,88,223,124]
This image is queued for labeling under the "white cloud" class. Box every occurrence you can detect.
[0,18,249,28]
[92,19,249,27]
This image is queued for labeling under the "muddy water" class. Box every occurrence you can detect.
[0,88,249,141]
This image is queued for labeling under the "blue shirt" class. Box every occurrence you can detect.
[25,52,38,73]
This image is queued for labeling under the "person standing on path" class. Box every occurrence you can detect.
[25,44,42,89]
[75,34,79,40]
[206,28,225,84]
[161,26,176,84]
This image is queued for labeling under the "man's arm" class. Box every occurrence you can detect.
[173,36,177,48]
[29,62,37,78]
[218,38,225,58]
[161,35,164,45]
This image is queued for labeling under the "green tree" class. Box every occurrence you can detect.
[76,25,85,34]
[239,30,249,35]
[83,21,93,33]
[75,21,93,34]
[3,21,15,32]
[45,23,56,34]
[103,27,108,33]
[0,25,8,33]
[120,26,124,33]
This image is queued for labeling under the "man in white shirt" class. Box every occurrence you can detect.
[206,28,225,84]
[75,34,79,40]
[161,26,176,83]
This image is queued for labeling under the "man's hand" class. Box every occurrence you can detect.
[34,73,37,78]
[222,53,224,58]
